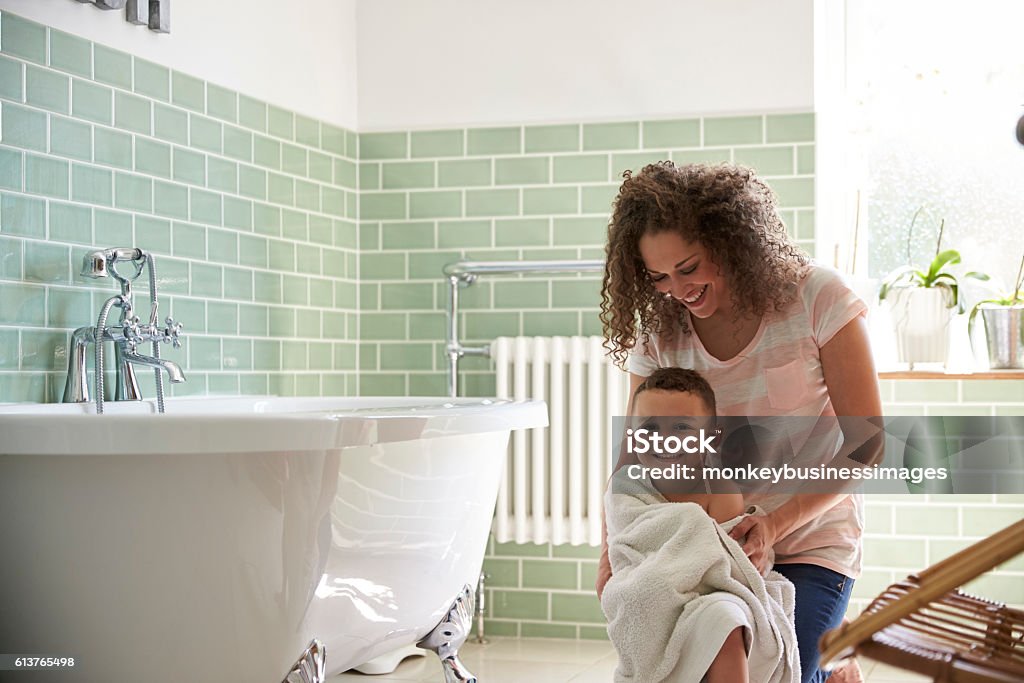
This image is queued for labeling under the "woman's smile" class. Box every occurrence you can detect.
[638,232,727,319]
[681,284,708,306]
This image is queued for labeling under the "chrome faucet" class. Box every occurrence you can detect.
[121,350,186,383]
[62,247,185,414]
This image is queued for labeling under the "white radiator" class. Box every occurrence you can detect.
[490,336,631,546]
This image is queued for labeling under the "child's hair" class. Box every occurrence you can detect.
[630,367,717,416]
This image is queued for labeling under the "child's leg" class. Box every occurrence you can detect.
[705,627,747,683]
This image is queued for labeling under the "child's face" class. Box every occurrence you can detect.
[632,389,717,470]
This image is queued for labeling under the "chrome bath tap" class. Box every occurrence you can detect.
[62,247,185,414]
[120,350,186,383]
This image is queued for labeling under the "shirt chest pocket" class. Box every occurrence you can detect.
[765,359,810,411]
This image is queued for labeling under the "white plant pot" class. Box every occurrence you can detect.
[887,287,955,369]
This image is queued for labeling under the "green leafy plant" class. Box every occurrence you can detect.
[968,252,1024,331]
[877,208,988,313]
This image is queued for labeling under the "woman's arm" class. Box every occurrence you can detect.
[728,315,883,573]
[597,371,647,598]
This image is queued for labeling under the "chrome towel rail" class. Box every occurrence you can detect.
[443,259,605,397]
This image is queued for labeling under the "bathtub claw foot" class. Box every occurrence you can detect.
[437,654,476,683]
[418,584,477,683]
[283,639,326,683]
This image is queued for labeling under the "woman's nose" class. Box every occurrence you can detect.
[668,275,689,298]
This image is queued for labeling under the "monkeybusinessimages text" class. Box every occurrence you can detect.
[624,427,950,486]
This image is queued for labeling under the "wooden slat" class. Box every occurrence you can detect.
[820,520,1024,681]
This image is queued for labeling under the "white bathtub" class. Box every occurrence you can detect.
[0,396,547,683]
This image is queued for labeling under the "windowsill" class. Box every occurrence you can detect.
[864,305,1021,381]
[878,370,1024,380]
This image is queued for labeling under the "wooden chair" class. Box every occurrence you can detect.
[820,519,1024,683]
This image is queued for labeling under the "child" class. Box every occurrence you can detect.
[601,367,799,683]
[628,367,744,525]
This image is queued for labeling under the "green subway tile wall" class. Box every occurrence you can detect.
[0,12,359,402]
[357,116,817,397]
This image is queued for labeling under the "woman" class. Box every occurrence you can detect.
[597,161,881,682]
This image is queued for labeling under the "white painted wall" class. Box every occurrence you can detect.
[0,0,359,128]
[355,0,815,130]
[0,0,815,130]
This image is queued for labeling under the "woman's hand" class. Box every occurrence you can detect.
[728,513,779,574]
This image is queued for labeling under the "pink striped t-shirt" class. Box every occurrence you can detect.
[628,263,869,578]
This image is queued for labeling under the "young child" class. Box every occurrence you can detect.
[628,367,744,525]
[629,368,749,682]
[601,367,799,683]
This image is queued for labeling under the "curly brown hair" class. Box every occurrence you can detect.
[600,161,809,367]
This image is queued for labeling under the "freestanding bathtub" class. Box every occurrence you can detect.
[0,396,547,683]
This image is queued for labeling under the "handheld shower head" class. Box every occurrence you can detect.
[80,248,145,279]
[81,251,109,279]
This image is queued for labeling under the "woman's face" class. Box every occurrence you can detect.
[638,231,731,319]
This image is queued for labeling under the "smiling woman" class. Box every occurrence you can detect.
[598,161,883,683]
[600,162,808,367]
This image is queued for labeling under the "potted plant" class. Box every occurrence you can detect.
[878,209,987,369]
[969,253,1024,369]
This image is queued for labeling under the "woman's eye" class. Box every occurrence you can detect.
[650,274,667,283]
[679,266,697,276]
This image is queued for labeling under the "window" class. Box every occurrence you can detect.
[824,0,1024,292]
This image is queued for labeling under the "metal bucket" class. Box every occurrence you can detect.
[980,304,1024,369]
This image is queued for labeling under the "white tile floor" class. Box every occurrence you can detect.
[329,637,932,682]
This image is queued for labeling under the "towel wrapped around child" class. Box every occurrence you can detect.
[601,472,800,683]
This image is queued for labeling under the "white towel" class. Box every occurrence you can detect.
[601,472,800,683]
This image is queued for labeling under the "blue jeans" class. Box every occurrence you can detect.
[774,563,854,683]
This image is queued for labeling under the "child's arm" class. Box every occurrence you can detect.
[597,512,612,599]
